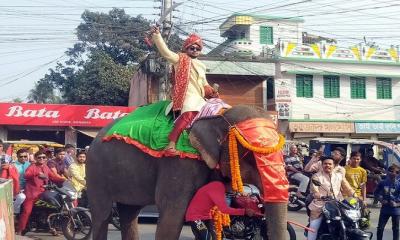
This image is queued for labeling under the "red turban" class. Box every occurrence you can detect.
[182,33,203,51]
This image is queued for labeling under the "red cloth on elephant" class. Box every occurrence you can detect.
[185,181,245,221]
[171,53,191,111]
[236,118,289,203]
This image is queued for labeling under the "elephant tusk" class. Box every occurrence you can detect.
[287,220,316,233]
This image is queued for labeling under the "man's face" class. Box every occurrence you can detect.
[185,44,201,58]
[77,154,86,164]
[331,150,343,163]
[322,159,334,174]
[56,151,66,161]
[35,154,47,165]
[17,152,29,164]
[349,155,361,167]
[290,146,298,155]
[66,147,75,155]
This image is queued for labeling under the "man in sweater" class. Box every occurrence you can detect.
[149,26,218,155]
[185,174,255,240]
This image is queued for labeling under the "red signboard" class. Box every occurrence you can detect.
[0,103,136,127]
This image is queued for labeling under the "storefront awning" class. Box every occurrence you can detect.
[77,129,99,138]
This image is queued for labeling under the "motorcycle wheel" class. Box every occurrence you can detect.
[110,206,121,230]
[62,211,92,240]
[288,187,303,211]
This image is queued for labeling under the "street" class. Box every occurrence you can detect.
[22,206,391,240]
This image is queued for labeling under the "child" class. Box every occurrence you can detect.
[374,164,400,240]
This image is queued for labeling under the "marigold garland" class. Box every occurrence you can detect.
[210,206,230,240]
[228,127,285,193]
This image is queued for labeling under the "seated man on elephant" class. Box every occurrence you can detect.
[149,26,218,155]
[185,172,255,240]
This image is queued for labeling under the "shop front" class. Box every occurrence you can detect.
[0,103,135,148]
[288,121,355,142]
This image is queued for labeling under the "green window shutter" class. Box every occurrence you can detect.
[324,75,340,98]
[296,74,313,98]
[350,77,366,99]
[260,26,273,44]
[377,77,392,99]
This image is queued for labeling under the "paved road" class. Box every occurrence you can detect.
[23,207,391,240]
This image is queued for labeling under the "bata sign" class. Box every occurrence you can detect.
[0,103,136,127]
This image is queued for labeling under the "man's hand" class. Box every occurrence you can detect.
[313,192,321,199]
[245,208,256,217]
[1,163,9,169]
[149,26,160,35]
[38,172,47,179]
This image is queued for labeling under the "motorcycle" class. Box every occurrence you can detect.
[22,181,92,240]
[306,180,373,240]
[288,172,313,211]
[223,184,297,240]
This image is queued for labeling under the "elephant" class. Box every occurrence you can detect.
[86,104,288,240]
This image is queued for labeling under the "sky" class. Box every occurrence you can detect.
[1,0,400,102]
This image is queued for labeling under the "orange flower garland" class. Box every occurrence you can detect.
[210,206,230,240]
[228,127,285,193]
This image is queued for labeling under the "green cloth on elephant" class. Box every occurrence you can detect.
[105,101,198,154]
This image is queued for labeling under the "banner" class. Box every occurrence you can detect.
[275,79,291,119]
[0,179,14,240]
[0,103,136,127]
[355,122,400,134]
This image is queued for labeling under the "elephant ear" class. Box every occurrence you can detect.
[189,116,228,169]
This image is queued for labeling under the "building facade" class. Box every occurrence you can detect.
[213,13,400,142]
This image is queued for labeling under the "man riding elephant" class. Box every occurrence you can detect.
[150,26,218,155]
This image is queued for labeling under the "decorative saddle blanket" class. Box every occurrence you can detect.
[103,101,200,159]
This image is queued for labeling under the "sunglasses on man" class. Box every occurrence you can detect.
[188,46,201,52]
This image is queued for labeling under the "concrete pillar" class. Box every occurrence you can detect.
[0,126,7,141]
[65,127,77,146]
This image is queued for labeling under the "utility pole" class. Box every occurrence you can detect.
[158,0,173,100]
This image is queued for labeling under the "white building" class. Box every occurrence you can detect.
[210,13,304,57]
[214,13,400,142]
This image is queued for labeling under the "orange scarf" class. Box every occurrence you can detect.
[171,53,191,111]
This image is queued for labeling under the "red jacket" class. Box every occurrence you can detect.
[185,181,245,221]
[24,163,65,200]
[0,164,20,197]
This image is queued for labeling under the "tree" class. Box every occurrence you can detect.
[28,77,61,103]
[31,8,183,106]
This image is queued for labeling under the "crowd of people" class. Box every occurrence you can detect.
[285,144,399,240]
[0,140,88,236]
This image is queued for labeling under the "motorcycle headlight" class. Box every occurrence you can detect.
[344,209,361,220]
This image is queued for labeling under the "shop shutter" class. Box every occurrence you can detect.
[324,75,340,98]
[260,26,273,44]
[376,77,392,99]
[350,77,366,99]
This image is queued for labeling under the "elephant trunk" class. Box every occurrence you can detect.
[265,202,288,240]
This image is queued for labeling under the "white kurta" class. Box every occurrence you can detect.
[152,33,209,113]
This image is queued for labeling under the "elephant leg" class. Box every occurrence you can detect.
[265,202,288,240]
[90,199,112,240]
[117,203,142,240]
[155,207,186,240]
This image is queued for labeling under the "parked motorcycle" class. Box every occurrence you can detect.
[22,182,92,240]
[306,180,372,240]
[224,184,297,240]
